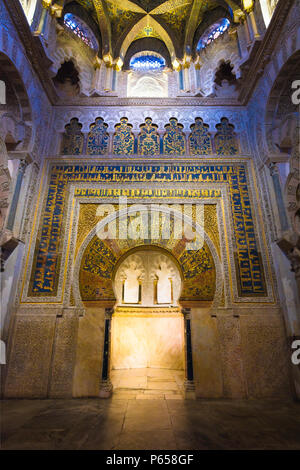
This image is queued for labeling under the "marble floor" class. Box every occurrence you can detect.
[111,367,185,399]
[1,396,300,450]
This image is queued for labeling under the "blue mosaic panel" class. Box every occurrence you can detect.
[29,164,266,298]
[214,118,238,155]
[130,54,165,71]
[163,118,186,155]
[61,118,84,155]
[87,117,109,155]
[113,117,134,155]
[137,118,160,156]
[189,118,212,155]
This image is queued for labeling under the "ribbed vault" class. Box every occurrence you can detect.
[62,0,244,63]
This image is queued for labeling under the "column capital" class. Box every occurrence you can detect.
[238,13,247,24]
[18,159,29,174]
[105,307,114,319]
[42,0,52,8]
[182,307,191,318]
[7,151,33,164]
[268,161,279,176]
[50,4,63,17]
[266,153,290,163]
[93,56,102,70]
[245,6,254,14]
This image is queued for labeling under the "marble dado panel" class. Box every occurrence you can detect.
[191,308,291,399]
[4,306,85,398]
[4,314,56,397]
[4,305,291,399]
[18,158,275,308]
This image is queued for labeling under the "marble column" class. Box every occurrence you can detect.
[195,64,201,90]
[31,0,44,32]
[6,159,28,232]
[99,307,113,398]
[269,162,290,232]
[91,59,102,95]
[35,3,53,42]
[182,308,196,399]
[244,15,252,47]
[178,69,184,91]
[111,68,117,92]
[183,66,190,92]
[104,66,113,92]
[248,9,261,40]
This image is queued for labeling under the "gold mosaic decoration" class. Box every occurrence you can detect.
[78,203,218,301]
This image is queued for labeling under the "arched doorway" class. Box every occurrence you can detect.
[110,247,185,398]
[74,205,219,398]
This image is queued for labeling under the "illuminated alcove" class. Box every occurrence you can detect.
[75,208,217,397]
[110,248,185,396]
[127,51,168,98]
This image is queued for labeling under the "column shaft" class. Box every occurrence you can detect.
[269,162,289,232]
[99,308,113,398]
[249,10,261,39]
[183,308,196,399]
[6,160,27,232]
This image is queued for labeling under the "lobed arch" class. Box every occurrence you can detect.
[112,245,184,305]
[72,205,223,310]
[112,245,185,286]
[199,52,241,96]
[52,47,93,95]
[118,16,177,66]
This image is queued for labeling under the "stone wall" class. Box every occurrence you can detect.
[191,307,291,399]
[3,304,292,399]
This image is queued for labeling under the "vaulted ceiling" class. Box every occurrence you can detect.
[64,0,244,60]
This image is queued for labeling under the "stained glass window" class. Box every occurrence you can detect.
[130,52,166,71]
[64,13,98,50]
[197,18,230,50]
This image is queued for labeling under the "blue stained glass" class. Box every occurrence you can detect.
[64,13,98,50]
[197,18,230,50]
[130,54,165,71]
